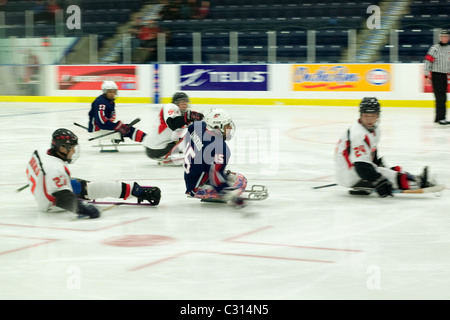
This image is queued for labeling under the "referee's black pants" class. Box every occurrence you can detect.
[431,72,448,122]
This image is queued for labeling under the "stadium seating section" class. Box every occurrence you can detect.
[1,0,449,63]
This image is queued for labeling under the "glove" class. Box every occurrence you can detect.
[115,121,131,135]
[77,200,101,219]
[373,177,393,198]
[184,110,204,123]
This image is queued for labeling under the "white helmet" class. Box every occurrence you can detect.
[101,81,118,94]
[204,108,235,140]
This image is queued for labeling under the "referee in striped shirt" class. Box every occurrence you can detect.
[424,30,450,125]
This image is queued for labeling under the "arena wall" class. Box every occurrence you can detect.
[0,63,441,108]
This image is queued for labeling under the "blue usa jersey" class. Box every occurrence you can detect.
[184,121,231,195]
[88,94,118,132]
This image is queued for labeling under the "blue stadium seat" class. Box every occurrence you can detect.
[316,45,343,62]
[201,31,230,46]
[170,32,193,47]
[409,2,450,15]
[277,30,307,46]
[398,29,434,45]
[166,46,193,63]
[401,14,449,28]
[277,45,308,63]
[3,1,34,12]
[5,12,25,25]
[202,45,229,63]
[34,25,55,37]
[238,45,268,63]
[316,29,349,46]
[238,30,267,46]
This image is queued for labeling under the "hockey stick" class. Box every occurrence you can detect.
[157,155,184,166]
[88,118,141,141]
[16,184,29,193]
[73,122,88,131]
[88,200,156,207]
[312,183,337,189]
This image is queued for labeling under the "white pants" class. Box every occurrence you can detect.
[336,165,400,189]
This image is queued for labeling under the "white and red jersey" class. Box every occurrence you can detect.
[143,103,187,150]
[334,120,381,187]
[26,149,72,212]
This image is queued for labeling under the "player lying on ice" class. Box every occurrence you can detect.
[183,108,268,207]
[88,81,147,144]
[26,128,161,219]
[335,97,441,197]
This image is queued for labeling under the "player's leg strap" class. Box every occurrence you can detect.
[225,171,248,194]
[71,178,88,199]
[191,185,222,200]
[349,179,373,195]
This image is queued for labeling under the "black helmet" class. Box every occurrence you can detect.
[359,97,380,115]
[51,128,78,151]
[172,92,190,105]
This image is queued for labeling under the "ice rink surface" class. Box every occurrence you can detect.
[1,101,450,300]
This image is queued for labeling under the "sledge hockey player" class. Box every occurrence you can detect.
[142,92,204,165]
[88,81,146,143]
[335,97,437,197]
[183,108,249,207]
[26,128,161,219]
